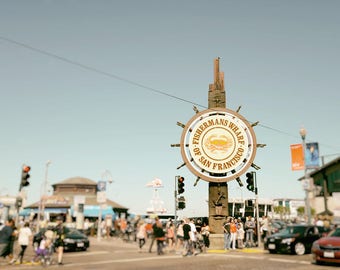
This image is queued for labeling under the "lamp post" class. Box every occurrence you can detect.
[37,160,51,231]
[299,128,312,225]
[96,170,113,241]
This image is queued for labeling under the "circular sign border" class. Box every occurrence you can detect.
[180,108,257,183]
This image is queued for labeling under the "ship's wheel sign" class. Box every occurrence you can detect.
[179,108,258,183]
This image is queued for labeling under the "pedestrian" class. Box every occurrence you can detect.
[260,216,269,242]
[236,222,244,249]
[8,219,19,262]
[136,219,147,252]
[182,218,193,256]
[175,220,184,252]
[230,218,237,250]
[126,221,134,242]
[31,234,52,264]
[105,216,113,238]
[222,217,231,250]
[148,218,156,253]
[201,222,210,249]
[166,221,175,252]
[0,219,15,262]
[244,216,255,247]
[84,218,90,236]
[153,218,165,255]
[54,215,67,265]
[119,218,127,239]
[189,219,198,254]
[10,222,32,264]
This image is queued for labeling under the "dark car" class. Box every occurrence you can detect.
[33,227,90,252]
[265,224,329,255]
[312,227,340,265]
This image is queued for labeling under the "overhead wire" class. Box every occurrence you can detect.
[0,36,339,152]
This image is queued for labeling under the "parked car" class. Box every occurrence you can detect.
[265,224,330,255]
[33,227,90,252]
[312,227,340,265]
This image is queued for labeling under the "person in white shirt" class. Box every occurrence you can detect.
[136,220,147,252]
[189,219,197,240]
[10,222,32,264]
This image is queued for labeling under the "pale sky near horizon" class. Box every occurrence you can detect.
[1,0,339,217]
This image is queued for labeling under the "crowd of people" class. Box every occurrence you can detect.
[1,213,336,265]
[0,216,67,266]
[88,215,211,256]
[221,215,297,250]
[75,214,278,255]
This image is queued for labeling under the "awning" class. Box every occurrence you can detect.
[20,208,69,216]
[71,205,115,218]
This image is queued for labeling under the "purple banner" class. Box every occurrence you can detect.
[305,142,320,169]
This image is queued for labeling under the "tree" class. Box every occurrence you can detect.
[273,206,291,220]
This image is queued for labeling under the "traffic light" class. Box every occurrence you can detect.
[177,196,186,209]
[177,176,185,194]
[15,197,23,209]
[20,165,31,191]
[246,172,254,192]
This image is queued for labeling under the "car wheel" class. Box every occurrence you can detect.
[294,242,305,255]
[269,250,277,254]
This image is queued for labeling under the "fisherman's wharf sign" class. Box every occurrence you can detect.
[180,108,257,183]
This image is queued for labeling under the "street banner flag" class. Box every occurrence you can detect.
[290,144,304,171]
[305,142,320,169]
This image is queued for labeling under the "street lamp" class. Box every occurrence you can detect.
[299,128,312,224]
[37,160,51,230]
[97,170,113,241]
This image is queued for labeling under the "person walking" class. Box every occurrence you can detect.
[136,219,147,252]
[10,222,32,264]
[182,218,193,256]
[148,218,156,253]
[166,221,175,252]
[54,215,66,265]
[175,219,184,253]
[260,216,269,242]
[153,218,165,255]
[0,219,15,262]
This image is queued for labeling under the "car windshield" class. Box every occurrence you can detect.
[329,228,340,237]
[281,226,305,235]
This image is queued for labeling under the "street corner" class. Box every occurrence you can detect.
[240,247,266,254]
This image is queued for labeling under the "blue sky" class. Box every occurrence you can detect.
[1,0,339,217]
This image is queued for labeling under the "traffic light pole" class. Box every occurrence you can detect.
[174,175,179,224]
[253,171,262,249]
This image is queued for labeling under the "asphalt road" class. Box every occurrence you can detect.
[1,236,338,270]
